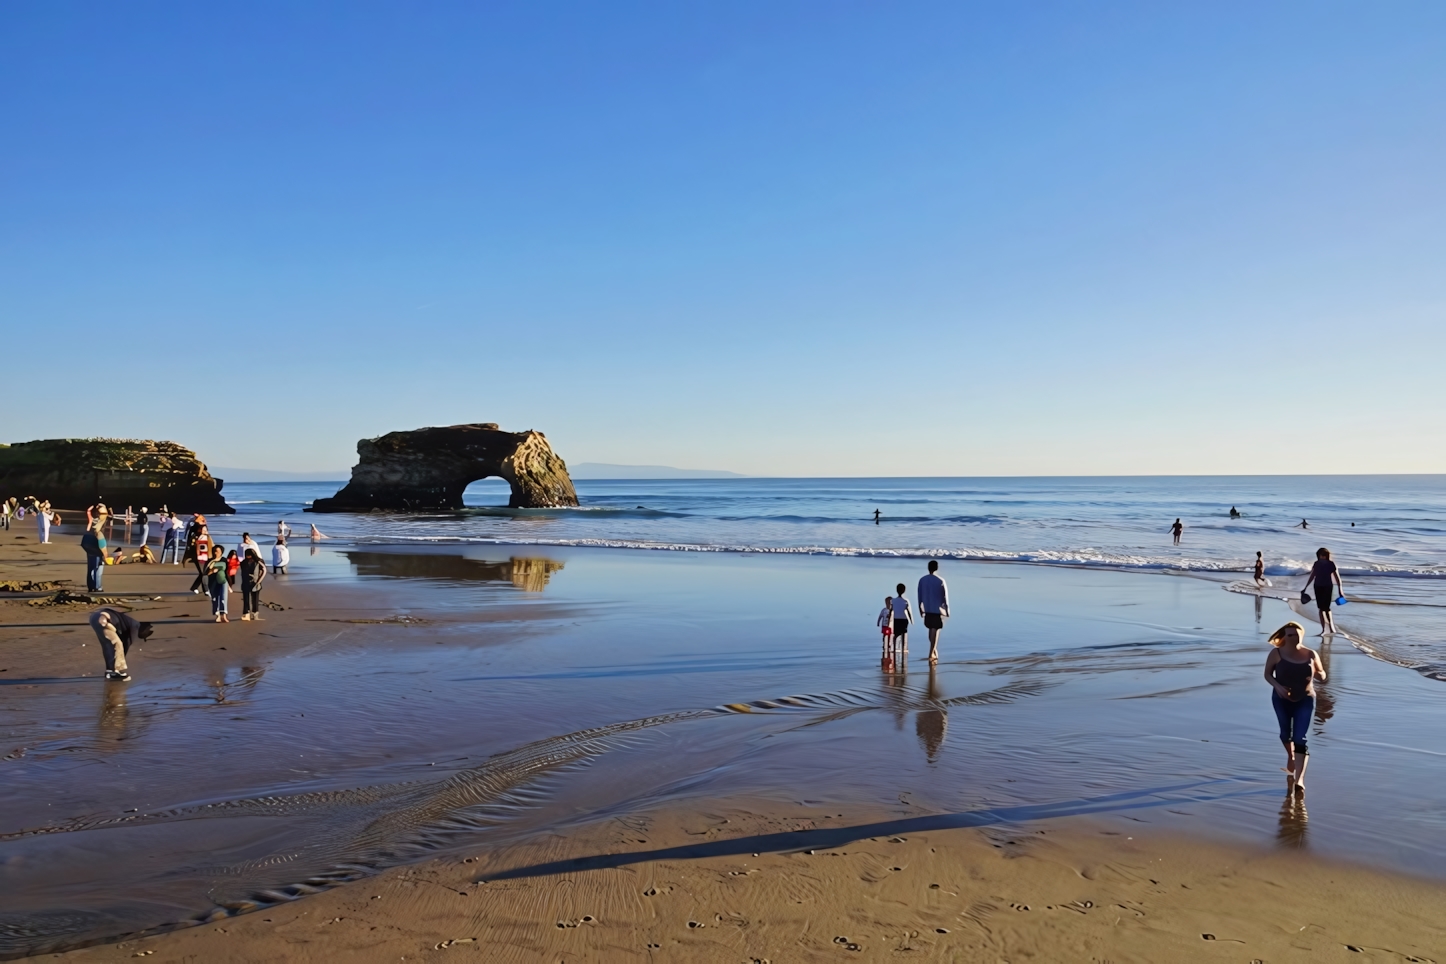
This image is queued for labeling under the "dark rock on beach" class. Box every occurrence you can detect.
[311,423,579,512]
[0,438,233,514]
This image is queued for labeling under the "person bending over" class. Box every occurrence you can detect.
[89,607,154,681]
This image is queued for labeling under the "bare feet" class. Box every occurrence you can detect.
[221,615,230,623]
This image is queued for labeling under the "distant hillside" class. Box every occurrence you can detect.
[212,467,351,483]
[569,463,745,480]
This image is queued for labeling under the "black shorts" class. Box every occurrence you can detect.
[923,612,944,630]
[893,618,909,636]
[1315,585,1333,611]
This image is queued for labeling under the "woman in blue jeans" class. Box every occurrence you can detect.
[1264,621,1326,796]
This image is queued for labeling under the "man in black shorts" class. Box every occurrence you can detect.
[890,583,912,651]
[917,559,950,663]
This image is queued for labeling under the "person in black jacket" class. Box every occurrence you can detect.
[240,548,267,620]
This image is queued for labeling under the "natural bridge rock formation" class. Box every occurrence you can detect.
[310,423,578,512]
[0,438,233,514]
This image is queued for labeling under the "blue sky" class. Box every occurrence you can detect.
[4,2,1443,475]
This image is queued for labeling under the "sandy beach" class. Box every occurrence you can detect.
[4,524,1446,961]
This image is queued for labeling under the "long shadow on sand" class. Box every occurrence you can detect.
[478,779,1280,883]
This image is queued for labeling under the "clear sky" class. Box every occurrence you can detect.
[3,2,1444,476]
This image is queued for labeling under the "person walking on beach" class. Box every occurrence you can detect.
[877,595,894,652]
[1303,547,1344,635]
[136,506,150,546]
[890,584,912,652]
[81,522,107,592]
[1170,518,1184,545]
[188,524,212,594]
[272,536,290,574]
[1254,551,1267,587]
[1,498,10,530]
[918,559,950,664]
[206,543,230,622]
[159,512,179,563]
[1264,621,1326,796]
[89,607,153,681]
[34,498,52,543]
[240,548,266,620]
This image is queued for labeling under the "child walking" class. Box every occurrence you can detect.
[891,583,912,651]
[877,595,894,652]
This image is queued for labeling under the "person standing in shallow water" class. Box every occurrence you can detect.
[917,559,950,664]
[890,584,912,652]
[1170,518,1183,545]
[1264,621,1326,796]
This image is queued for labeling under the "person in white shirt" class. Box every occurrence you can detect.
[160,512,181,564]
[272,537,290,574]
[277,520,292,540]
[238,532,265,561]
[877,595,895,654]
[917,559,951,664]
[890,584,912,651]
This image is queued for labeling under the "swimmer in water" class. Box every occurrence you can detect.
[873,508,880,525]
[1296,519,1309,529]
[1230,506,1240,518]
[1264,621,1326,795]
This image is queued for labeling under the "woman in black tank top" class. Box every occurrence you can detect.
[1264,622,1326,795]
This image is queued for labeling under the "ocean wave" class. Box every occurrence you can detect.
[320,535,1446,577]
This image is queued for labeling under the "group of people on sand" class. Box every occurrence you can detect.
[1,497,61,542]
[876,560,950,667]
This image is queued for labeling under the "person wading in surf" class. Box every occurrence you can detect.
[917,559,950,664]
[1264,621,1326,796]
[1302,547,1344,636]
[1170,518,1184,545]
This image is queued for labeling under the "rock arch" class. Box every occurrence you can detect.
[309,424,578,512]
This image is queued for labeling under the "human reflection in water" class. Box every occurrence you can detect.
[915,664,947,763]
[1254,593,1263,626]
[1277,794,1309,849]
[97,679,134,746]
[1313,641,1336,723]
[881,652,908,730]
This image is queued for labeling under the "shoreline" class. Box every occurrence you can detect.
[5,528,1446,960]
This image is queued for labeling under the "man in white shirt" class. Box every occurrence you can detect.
[917,559,950,664]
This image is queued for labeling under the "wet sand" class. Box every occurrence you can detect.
[46,803,1446,963]
[4,527,1446,960]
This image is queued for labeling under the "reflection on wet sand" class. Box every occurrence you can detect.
[1277,794,1309,849]
[343,551,564,591]
[1313,639,1336,724]
[97,680,133,745]
[915,665,947,763]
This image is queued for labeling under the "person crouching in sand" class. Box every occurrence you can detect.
[89,607,153,681]
[1264,621,1326,796]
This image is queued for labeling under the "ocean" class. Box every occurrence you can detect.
[214,474,1446,681]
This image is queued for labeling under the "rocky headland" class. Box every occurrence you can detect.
[0,438,232,514]
[310,423,578,512]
